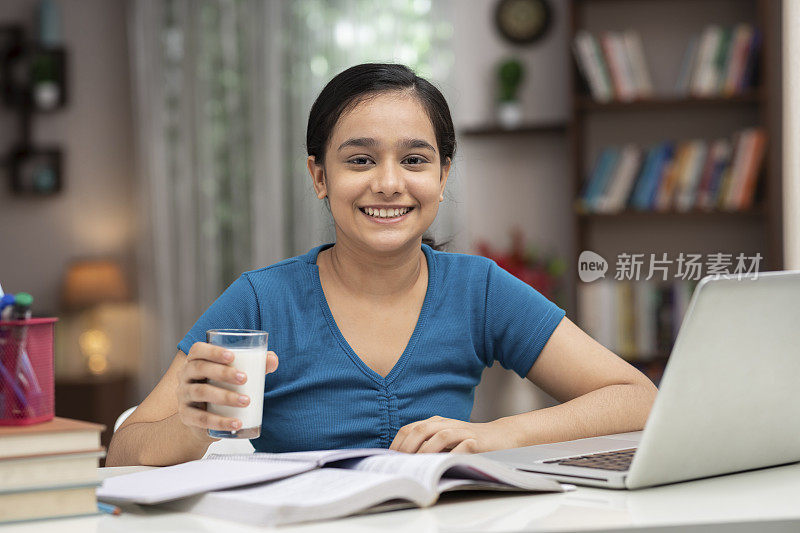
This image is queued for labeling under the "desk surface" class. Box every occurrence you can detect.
[6,461,800,533]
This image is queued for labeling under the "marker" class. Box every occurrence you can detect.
[97,502,121,516]
[11,293,33,320]
[10,293,42,399]
[0,294,14,321]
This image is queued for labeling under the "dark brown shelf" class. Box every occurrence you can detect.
[576,92,762,112]
[459,122,568,137]
[576,207,766,219]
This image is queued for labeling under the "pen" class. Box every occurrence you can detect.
[0,293,18,419]
[11,294,41,396]
[97,502,121,516]
[0,294,14,321]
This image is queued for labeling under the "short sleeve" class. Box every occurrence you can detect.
[176,274,261,356]
[483,260,566,378]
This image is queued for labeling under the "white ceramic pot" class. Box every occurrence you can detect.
[497,100,522,129]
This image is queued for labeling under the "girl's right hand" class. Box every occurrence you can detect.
[176,342,279,442]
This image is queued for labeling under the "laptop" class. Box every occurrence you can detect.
[482,271,800,490]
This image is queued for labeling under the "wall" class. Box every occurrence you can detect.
[0,0,139,377]
[784,1,800,269]
[450,0,572,418]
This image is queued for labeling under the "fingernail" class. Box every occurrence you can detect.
[236,372,246,382]
[231,420,241,429]
[223,351,234,361]
[238,395,249,405]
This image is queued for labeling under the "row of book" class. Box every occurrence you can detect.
[0,417,104,523]
[676,24,761,98]
[579,279,697,364]
[573,30,652,102]
[576,128,767,214]
[573,24,760,102]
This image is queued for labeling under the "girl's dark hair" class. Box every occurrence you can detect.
[306,63,455,251]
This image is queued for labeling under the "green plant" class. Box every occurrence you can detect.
[497,58,524,102]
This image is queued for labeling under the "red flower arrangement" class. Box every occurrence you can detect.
[475,227,566,305]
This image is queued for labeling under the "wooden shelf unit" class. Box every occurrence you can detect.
[567,0,783,381]
[460,121,568,137]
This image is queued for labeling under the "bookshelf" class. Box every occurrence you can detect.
[568,0,783,384]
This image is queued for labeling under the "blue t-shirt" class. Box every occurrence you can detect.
[178,242,565,452]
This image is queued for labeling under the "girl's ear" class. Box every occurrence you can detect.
[439,157,452,202]
[308,156,327,199]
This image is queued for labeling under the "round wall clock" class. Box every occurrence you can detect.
[494,0,552,45]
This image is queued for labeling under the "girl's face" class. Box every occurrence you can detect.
[308,91,451,254]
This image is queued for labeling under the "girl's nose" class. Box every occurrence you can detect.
[371,162,405,195]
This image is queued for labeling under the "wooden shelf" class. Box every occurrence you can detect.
[459,122,567,137]
[575,207,766,219]
[576,92,762,112]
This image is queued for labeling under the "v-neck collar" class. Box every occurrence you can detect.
[305,242,436,386]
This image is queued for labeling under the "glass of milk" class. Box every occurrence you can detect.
[205,329,268,439]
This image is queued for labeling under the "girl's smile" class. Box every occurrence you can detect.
[358,205,415,224]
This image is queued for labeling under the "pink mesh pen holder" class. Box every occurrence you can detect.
[0,318,57,425]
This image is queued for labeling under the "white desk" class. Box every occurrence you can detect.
[6,461,800,532]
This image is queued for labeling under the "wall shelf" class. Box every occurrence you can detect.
[460,121,567,137]
[576,91,762,112]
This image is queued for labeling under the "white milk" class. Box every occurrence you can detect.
[207,347,267,430]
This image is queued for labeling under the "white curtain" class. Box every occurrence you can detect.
[129,0,459,396]
[129,0,286,395]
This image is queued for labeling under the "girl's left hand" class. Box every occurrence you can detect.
[389,416,517,454]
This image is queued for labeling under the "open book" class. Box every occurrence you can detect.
[160,451,571,527]
[97,448,393,504]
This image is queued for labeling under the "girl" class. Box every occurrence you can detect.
[107,63,657,466]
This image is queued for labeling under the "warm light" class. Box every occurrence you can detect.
[78,328,111,376]
[87,354,108,375]
[62,260,129,311]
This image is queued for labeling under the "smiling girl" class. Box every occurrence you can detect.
[107,63,657,466]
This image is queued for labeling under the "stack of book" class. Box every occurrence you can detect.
[579,279,696,365]
[573,25,760,102]
[573,29,653,102]
[676,24,761,97]
[0,417,105,524]
[576,128,767,214]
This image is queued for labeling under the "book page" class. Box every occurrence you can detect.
[344,453,460,490]
[168,468,430,527]
[344,453,567,494]
[96,457,316,504]
[206,447,396,466]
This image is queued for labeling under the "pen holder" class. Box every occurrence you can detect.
[0,318,57,425]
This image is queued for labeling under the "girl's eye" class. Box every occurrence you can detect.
[403,156,428,165]
[347,157,373,165]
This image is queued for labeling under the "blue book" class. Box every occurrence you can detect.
[645,143,675,210]
[582,148,619,211]
[630,146,660,210]
[706,148,732,207]
[740,28,761,91]
[589,148,621,211]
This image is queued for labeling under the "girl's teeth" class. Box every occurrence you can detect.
[364,207,410,218]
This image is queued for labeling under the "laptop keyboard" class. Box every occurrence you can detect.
[543,448,637,471]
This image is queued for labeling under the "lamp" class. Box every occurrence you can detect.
[62,260,129,375]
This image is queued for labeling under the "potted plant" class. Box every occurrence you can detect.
[496,57,524,128]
